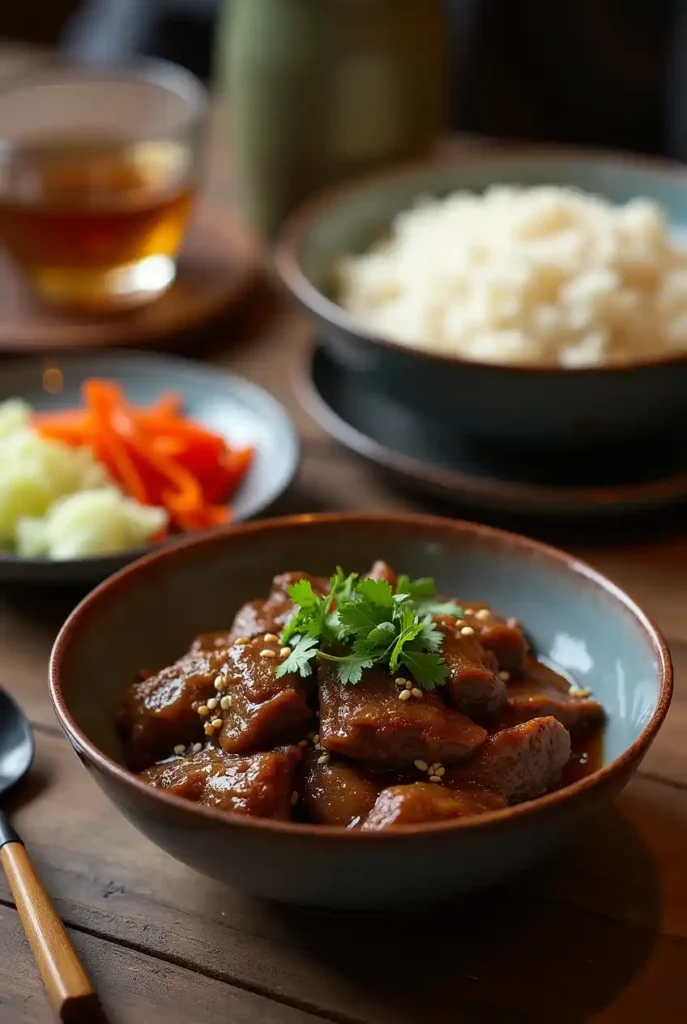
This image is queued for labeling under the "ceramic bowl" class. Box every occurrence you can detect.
[0,351,299,584]
[50,513,672,909]
[275,147,687,453]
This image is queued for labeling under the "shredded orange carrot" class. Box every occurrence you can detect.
[32,379,253,535]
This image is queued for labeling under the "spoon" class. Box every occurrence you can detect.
[0,688,97,1021]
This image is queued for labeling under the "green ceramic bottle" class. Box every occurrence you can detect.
[217,0,447,238]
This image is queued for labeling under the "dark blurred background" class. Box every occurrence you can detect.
[2,0,685,159]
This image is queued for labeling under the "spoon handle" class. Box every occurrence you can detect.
[0,831,96,1021]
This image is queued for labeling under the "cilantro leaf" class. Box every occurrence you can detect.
[418,614,444,652]
[337,597,393,638]
[398,648,450,690]
[287,579,321,608]
[389,606,424,672]
[416,599,465,618]
[275,634,320,678]
[396,575,436,602]
[355,578,394,608]
[395,574,463,619]
[336,653,377,685]
[328,567,358,603]
[365,621,397,647]
[279,567,452,691]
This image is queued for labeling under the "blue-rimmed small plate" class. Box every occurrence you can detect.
[0,351,299,584]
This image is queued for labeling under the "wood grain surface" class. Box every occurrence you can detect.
[1,42,687,1024]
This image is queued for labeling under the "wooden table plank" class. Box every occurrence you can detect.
[0,905,329,1024]
[1,731,686,1023]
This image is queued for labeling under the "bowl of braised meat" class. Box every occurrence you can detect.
[50,513,671,908]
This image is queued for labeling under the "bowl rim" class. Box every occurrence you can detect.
[274,143,687,377]
[49,511,673,840]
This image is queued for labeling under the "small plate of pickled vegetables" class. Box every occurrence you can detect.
[0,352,298,583]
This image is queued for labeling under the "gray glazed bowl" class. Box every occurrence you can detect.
[0,351,299,585]
[275,148,687,452]
[50,513,672,909]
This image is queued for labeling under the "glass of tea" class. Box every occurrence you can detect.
[0,61,206,312]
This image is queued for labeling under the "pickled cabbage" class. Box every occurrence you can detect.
[0,398,168,558]
[17,488,167,559]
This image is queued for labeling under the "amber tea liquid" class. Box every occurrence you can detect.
[0,137,194,311]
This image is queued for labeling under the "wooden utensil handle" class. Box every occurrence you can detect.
[0,840,96,1021]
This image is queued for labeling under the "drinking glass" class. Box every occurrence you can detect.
[0,60,206,312]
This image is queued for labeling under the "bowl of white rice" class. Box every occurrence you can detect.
[276,148,687,452]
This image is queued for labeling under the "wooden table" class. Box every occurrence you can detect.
[2,47,687,1024]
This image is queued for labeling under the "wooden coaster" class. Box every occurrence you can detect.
[0,201,264,352]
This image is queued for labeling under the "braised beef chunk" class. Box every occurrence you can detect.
[119,651,225,770]
[454,605,529,674]
[126,564,605,826]
[362,782,505,830]
[139,745,301,819]
[300,753,382,827]
[444,717,571,803]
[319,664,487,766]
[366,561,398,589]
[227,599,276,644]
[500,658,605,732]
[189,630,233,654]
[478,620,528,673]
[435,616,507,718]
[228,572,329,643]
[218,635,314,754]
[504,681,605,732]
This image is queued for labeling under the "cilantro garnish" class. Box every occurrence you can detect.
[276,570,462,690]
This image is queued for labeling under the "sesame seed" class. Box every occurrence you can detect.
[475,608,491,621]
[429,775,441,783]
[173,744,185,755]
[197,705,210,716]
[312,734,320,745]
[460,626,475,636]
[298,739,309,747]
[260,649,277,659]
[399,689,412,701]
[405,680,413,690]
[430,763,440,772]
[192,743,203,754]
[464,608,474,616]
[206,698,218,710]
[264,633,279,643]
[410,687,423,699]
[204,722,215,736]
[435,766,446,777]
[211,718,223,730]
[291,791,299,806]
[317,753,330,765]
[233,637,248,645]
[499,670,510,682]
[213,676,226,692]
[507,617,519,629]
[280,646,292,658]
[395,677,406,686]
[220,695,232,710]
[414,759,429,771]
[569,685,592,698]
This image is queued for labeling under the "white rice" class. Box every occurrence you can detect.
[336,184,687,367]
